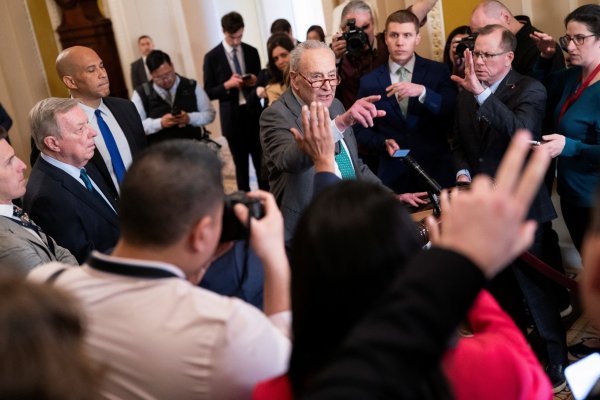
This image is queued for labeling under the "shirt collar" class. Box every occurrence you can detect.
[388,54,416,75]
[77,98,109,119]
[0,204,14,218]
[89,251,186,279]
[40,153,83,182]
[222,40,238,55]
[487,69,512,93]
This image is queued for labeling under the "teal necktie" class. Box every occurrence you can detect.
[335,143,356,179]
[397,66,409,117]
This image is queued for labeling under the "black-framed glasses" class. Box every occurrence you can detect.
[297,72,341,88]
[559,34,596,51]
[472,50,509,62]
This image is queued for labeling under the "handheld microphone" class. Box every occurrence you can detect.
[400,155,442,195]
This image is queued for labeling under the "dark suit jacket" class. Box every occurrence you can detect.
[203,42,261,138]
[23,157,120,264]
[89,97,147,201]
[130,57,148,90]
[355,55,457,193]
[452,69,556,223]
[260,88,381,240]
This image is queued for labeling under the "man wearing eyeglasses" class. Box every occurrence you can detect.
[131,50,216,146]
[260,40,385,242]
[452,24,568,393]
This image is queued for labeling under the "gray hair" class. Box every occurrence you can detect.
[289,40,333,73]
[29,97,80,151]
[341,0,376,30]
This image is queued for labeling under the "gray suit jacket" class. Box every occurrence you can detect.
[260,88,380,240]
[0,215,77,274]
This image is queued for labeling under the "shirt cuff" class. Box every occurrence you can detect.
[418,87,427,103]
[456,169,471,181]
[330,119,344,143]
[475,87,492,105]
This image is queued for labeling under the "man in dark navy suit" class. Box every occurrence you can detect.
[55,46,147,200]
[355,10,456,194]
[24,98,119,264]
[130,35,154,90]
[203,11,268,191]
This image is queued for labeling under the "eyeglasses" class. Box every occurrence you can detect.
[152,70,176,83]
[472,50,509,62]
[559,34,596,51]
[297,72,341,88]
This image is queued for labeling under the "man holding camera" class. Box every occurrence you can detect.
[29,140,291,399]
[132,50,216,146]
[332,0,438,110]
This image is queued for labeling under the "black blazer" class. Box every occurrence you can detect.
[89,96,147,201]
[23,157,120,264]
[130,58,148,91]
[203,42,261,138]
[452,69,556,223]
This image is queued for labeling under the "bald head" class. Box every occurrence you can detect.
[56,46,109,108]
[470,1,516,33]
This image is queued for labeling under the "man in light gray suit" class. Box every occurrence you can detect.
[0,129,76,273]
[260,40,425,241]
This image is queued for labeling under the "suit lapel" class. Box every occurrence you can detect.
[0,217,54,259]
[38,159,119,228]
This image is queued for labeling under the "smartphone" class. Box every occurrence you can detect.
[242,73,252,81]
[392,149,410,158]
[171,105,181,116]
[565,353,600,399]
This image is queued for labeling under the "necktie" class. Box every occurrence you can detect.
[12,205,55,255]
[80,168,116,213]
[232,48,242,75]
[95,109,126,183]
[335,143,356,179]
[80,168,95,192]
[164,89,173,106]
[397,67,409,118]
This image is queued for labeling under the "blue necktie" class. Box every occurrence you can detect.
[232,48,242,75]
[95,109,126,183]
[335,143,356,179]
[80,168,116,213]
[80,168,95,192]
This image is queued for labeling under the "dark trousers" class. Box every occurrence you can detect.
[560,197,591,252]
[227,105,269,192]
[489,227,567,365]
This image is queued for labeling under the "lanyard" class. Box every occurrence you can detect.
[558,62,600,124]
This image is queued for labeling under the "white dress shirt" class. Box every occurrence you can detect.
[131,75,216,134]
[78,100,133,192]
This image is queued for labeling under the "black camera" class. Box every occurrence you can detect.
[455,33,478,58]
[342,18,369,56]
[220,192,265,242]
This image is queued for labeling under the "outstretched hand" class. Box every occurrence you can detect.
[335,95,386,130]
[451,49,485,95]
[530,31,557,59]
[291,102,335,172]
[425,130,552,279]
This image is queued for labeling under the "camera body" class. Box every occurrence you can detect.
[455,33,478,58]
[220,192,265,242]
[342,18,369,56]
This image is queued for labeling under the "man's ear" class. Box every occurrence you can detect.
[62,75,77,90]
[415,32,422,46]
[582,235,600,326]
[43,135,60,153]
[188,215,217,255]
